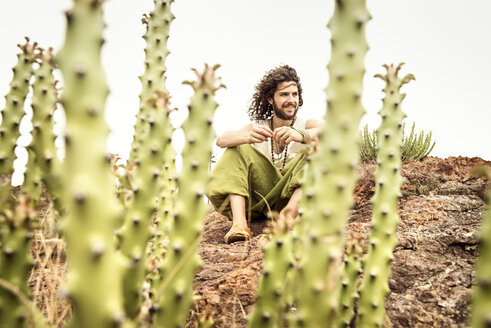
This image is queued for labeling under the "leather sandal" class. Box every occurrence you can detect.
[224,225,252,244]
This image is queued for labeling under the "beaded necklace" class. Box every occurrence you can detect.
[270,116,296,172]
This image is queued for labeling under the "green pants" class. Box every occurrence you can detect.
[206,144,308,220]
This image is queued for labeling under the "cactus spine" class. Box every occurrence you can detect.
[116,0,175,318]
[471,168,491,328]
[356,63,413,327]
[154,64,223,327]
[127,0,175,168]
[293,1,370,326]
[56,0,127,326]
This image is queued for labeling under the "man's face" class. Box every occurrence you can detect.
[269,81,299,120]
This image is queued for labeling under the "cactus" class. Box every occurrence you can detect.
[359,122,435,161]
[291,1,370,326]
[154,64,224,327]
[249,223,295,327]
[22,149,43,202]
[22,48,62,209]
[356,63,414,327]
[0,38,38,177]
[117,90,174,319]
[400,122,435,160]
[147,145,177,288]
[115,1,175,318]
[0,194,36,327]
[27,48,62,209]
[336,233,363,327]
[471,167,491,328]
[127,0,175,168]
[56,0,127,326]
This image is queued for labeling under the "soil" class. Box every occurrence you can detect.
[190,156,490,327]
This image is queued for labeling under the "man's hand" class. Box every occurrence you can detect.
[248,125,273,144]
[272,126,302,147]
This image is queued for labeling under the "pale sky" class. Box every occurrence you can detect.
[1,1,490,185]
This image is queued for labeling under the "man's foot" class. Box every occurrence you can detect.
[224,224,252,244]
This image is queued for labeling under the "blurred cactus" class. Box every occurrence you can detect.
[22,48,62,212]
[56,0,127,326]
[336,233,363,327]
[117,90,174,319]
[471,167,491,328]
[291,0,370,326]
[116,0,176,318]
[356,63,413,327]
[127,0,175,168]
[0,38,38,177]
[154,64,223,327]
[0,194,37,327]
[249,222,295,327]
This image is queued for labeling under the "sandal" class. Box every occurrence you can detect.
[224,224,252,244]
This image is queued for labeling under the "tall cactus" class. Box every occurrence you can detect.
[154,64,224,327]
[471,167,491,328]
[23,48,62,209]
[117,90,173,319]
[28,48,62,209]
[56,0,127,326]
[356,63,414,327]
[292,1,370,326]
[127,0,175,167]
[115,0,175,319]
[0,37,39,328]
[0,38,38,177]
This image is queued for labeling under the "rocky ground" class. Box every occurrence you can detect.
[190,156,490,327]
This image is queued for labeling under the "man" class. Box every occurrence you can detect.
[206,65,323,243]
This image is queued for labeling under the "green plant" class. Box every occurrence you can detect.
[357,63,413,327]
[249,224,295,327]
[401,122,435,160]
[22,48,62,213]
[290,0,371,326]
[359,122,435,161]
[115,0,175,318]
[56,0,127,326]
[154,63,224,327]
[0,38,38,178]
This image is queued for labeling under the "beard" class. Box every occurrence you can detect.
[272,100,298,120]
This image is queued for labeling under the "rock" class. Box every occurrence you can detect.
[191,157,490,327]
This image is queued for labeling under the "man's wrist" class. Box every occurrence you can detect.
[291,127,311,144]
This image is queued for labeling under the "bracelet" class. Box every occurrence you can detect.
[291,127,311,144]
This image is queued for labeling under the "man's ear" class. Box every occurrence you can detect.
[268,98,273,105]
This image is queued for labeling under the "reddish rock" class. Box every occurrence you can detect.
[191,157,490,327]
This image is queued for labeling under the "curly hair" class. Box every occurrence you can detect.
[248,65,303,122]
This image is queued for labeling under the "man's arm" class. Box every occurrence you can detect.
[270,118,324,146]
[216,123,273,148]
[305,119,323,143]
